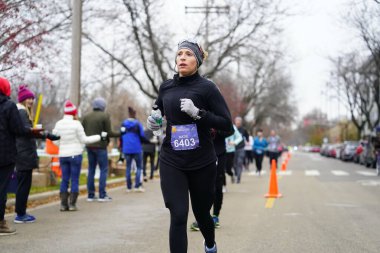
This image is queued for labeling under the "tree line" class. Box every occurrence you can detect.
[1,0,296,136]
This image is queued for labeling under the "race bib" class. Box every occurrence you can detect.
[171,124,199,151]
[256,149,263,155]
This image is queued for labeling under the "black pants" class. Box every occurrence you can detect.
[0,164,14,220]
[268,151,279,168]
[255,153,264,172]
[225,152,235,185]
[160,161,216,253]
[142,151,155,179]
[244,150,253,166]
[213,153,226,217]
[15,170,33,216]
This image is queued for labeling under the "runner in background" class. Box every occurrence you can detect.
[252,129,267,175]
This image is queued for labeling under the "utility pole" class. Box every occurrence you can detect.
[69,0,83,106]
[185,0,230,51]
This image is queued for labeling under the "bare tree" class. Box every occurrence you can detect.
[83,0,173,100]
[329,54,372,138]
[196,0,288,79]
[83,0,288,100]
[0,0,72,74]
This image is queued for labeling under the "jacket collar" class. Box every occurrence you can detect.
[173,72,200,85]
[63,115,74,120]
[17,103,26,110]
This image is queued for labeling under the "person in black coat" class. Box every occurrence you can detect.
[14,85,59,223]
[0,77,43,236]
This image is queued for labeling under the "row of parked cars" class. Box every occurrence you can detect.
[307,141,377,168]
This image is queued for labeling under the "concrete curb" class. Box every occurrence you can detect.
[6,177,125,207]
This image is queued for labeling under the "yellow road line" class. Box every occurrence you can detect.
[265,198,276,208]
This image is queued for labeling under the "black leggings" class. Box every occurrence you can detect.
[16,170,33,216]
[224,152,234,185]
[255,153,264,172]
[268,151,279,168]
[160,161,216,253]
[214,153,226,217]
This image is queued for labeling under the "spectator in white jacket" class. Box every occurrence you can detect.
[53,100,106,212]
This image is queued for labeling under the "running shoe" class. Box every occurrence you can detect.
[14,214,36,224]
[212,215,220,228]
[134,186,145,193]
[86,196,97,202]
[190,221,200,231]
[204,241,217,253]
[98,195,112,202]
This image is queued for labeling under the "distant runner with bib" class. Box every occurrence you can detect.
[147,39,233,253]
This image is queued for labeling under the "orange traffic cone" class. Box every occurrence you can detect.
[287,152,291,160]
[265,159,282,198]
[51,157,61,178]
[281,161,287,171]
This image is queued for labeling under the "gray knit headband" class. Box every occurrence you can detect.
[177,41,204,67]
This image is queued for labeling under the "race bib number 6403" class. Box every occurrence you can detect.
[170,124,200,151]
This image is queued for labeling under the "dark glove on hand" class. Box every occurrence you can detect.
[31,128,44,138]
[46,133,60,141]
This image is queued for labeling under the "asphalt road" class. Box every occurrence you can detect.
[1,152,380,253]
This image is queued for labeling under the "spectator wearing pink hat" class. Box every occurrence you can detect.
[52,100,107,211]
[0,78,44,236]
[14,85,59,224]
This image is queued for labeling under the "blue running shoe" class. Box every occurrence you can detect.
[212,215,220,228]
[14,214,36,224]
[204,241,217,253]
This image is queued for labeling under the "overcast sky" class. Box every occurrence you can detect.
[164,0,360,119]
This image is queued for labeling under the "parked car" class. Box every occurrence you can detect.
[327,143,344,158]
[340,141,359,161]
[320,143,330,156]
[310,146,321,153]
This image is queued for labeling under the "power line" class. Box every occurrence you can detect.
[185,0,230,50]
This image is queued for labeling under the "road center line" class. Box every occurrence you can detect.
[331,170,349,176]
[265,198,276,208]
[305,170,320,176]
[356,171,377,176]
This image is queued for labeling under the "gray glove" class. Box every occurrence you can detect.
[147,115,161,131]
[180,98,199,119]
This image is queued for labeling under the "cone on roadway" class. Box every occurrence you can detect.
[281,161,287,171]
[265,159,282,198]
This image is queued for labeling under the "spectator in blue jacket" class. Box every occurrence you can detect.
[121,107,148,192]
[252,129,267,175]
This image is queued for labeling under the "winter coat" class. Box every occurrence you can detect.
[121,118,146,154]
[252,137,268,155]
[267,135,281,153]
[0,94,31,168]
[225,125,243,153]
[15,104,38,171]
[142,129,156,154]
[52,115,101,157]
[82,109,121,149]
